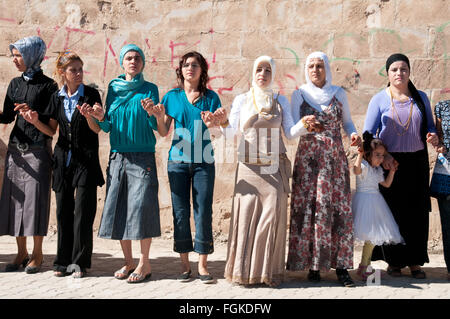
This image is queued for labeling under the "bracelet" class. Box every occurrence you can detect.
[98,116,105,123]
[301,118,310,131]
[220,120,229,128]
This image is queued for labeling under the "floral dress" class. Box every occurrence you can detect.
[286,96,353,271]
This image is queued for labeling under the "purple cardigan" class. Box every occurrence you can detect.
[363,89,436,153]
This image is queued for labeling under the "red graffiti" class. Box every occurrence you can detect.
[103,38,120,77]
[207,76,234,95]
[285,74,299,90]
[441,88,450,94]
[0,17,16,23]
[64,27,96,50]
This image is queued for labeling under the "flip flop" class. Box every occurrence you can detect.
[127,272,152,284]
[114,267,135,280]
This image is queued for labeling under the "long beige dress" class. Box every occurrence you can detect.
[224,93,291,286]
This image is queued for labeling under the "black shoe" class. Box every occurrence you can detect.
[336,269,355,287]
[307,270,321,282]
[198,273,214,284]
[177,270,192,282]
[4,256,30,272]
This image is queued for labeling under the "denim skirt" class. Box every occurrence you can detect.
[98,152,161,240]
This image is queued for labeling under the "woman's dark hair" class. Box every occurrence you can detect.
[362,131,387,164]
[176,51,209,97]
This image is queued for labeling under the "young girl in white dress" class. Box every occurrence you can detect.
[352,131,404,279]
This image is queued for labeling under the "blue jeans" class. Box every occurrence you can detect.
[437,195,450,273]
[167,161,215,254]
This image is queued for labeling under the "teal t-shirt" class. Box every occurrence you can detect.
[98,80,159,153]
[162,88,222,163]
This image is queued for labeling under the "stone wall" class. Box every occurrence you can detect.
[0,0,449,243]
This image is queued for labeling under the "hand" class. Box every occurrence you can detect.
[90,103,105,121]
[201,111,216,128]
[76,103,93,118]
[213,108,228,126]
[351,134,362,148]
[302,115,324,133]
[426,132,439,147]
[436,144,447,154]
[20,109,39,124]
[152,103,166,120]
[14,103,30,113]
[382,153,399,171]
[141,98,155,117]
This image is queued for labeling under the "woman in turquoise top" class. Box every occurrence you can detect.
[156,51,223,284]
[91,44,166,284]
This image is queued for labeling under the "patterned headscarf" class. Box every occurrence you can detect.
[10,36,47,81]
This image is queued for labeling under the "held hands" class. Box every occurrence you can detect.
[15,103,38,125]
[141,98,155,117]
[90,103,105,121]
[351,134,362,149]
[426,132,439,147]
[200,108,228,128]
[301,115,324,133]
[382,152,399,171]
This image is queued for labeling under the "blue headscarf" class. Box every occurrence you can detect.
[10,36,47,81]
[106,44,146,113]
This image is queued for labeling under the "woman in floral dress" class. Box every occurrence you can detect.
[286,52,361,287]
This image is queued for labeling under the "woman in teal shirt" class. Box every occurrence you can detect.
[91,44,166,284]
[156,51,223,284]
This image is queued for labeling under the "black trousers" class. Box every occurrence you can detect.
[53,178,98,272]
[371,149,430,267]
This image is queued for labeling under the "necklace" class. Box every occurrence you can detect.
[252,88,274,120]
[390,88,413,136]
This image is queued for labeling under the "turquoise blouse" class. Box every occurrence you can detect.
[162,88,222,163]
[98,80,159,153]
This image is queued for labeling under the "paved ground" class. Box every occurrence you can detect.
[0,233,449,301]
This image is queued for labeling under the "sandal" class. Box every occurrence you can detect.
[114,266,135,280]
[127,272,152,284]
[387,266,402,277]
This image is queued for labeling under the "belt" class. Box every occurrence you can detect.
[9,140,50,153]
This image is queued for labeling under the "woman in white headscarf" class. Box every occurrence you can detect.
[219,56,302,287]
[0,36,58,274]
[286,52,361,287]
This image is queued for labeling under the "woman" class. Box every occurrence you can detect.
[434,99,450,281]
[364,53,438,279]
[22,51,105,278]
[91,44,165,283]
[156,51,222,284]
[221,56,302,287]
[286,51,361,287]
[0,36,58,274]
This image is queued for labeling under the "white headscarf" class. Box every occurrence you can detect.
[240,56,276,131]
[300,51,340,108]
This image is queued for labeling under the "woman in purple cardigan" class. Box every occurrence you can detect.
[363,53,438,279]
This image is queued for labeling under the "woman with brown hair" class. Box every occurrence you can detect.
[21,51,104,278]
[155,51,223,284]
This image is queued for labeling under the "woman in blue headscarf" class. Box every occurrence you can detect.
[90,44,166,283]
[0,36,58,274]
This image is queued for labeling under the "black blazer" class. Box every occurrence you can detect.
[46,84,105,192]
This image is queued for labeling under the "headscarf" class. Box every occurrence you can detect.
[240,56,276,131]
[385,53,427,143]
[299,51,340,108]
[106,44,146,113]
[9,36,46,81]
[119,43,145,68]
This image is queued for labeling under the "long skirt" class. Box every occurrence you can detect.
[0,145,52,237]
[224,162,289,285]
[371,149,430,267]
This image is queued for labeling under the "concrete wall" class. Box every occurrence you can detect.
[0,0,449,242]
